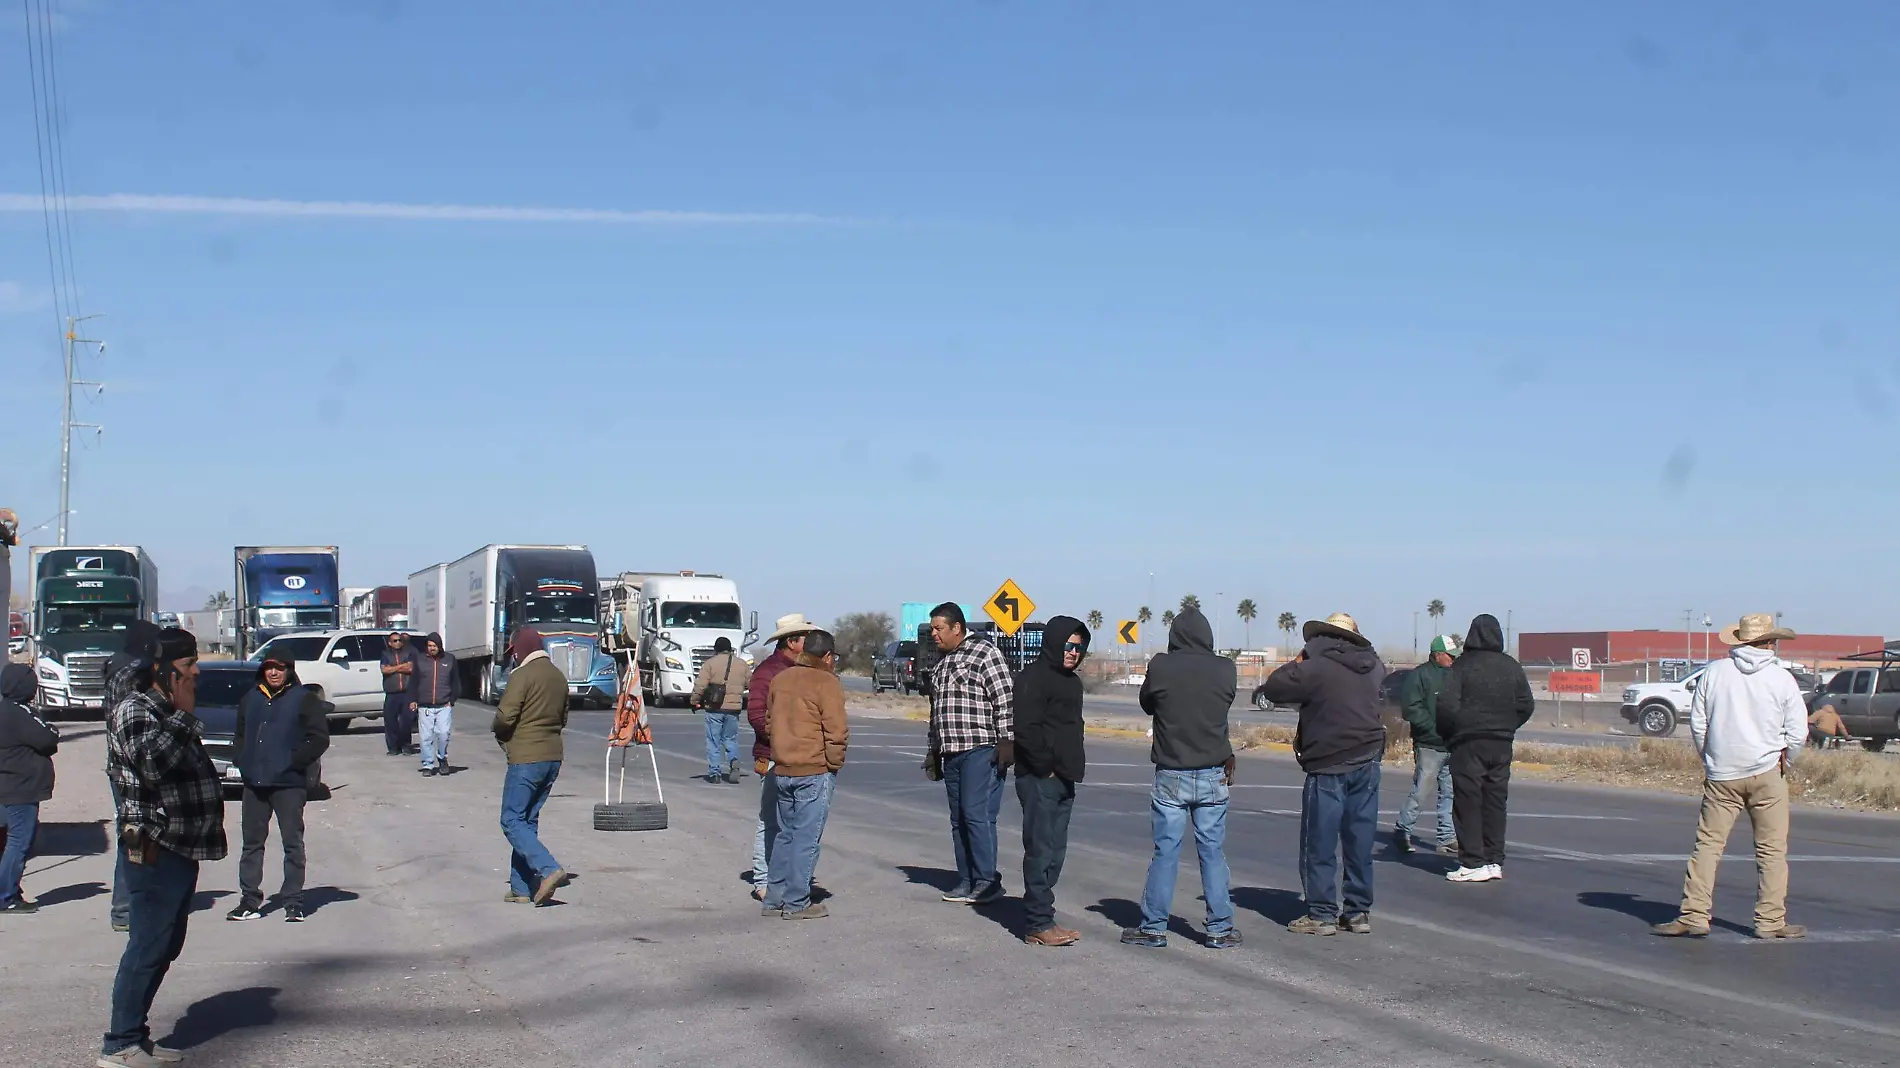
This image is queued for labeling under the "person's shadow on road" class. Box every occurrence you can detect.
[1577,891,1753,936]
[301,886,360,915]
[33,880,105,908]
[1229,885,1307,926]
[157,987,280,1051]
[1087,898,1203,943]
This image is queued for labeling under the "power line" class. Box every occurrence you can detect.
[20,0,65,333]
[37,0,81,319]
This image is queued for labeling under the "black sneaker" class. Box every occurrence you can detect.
[226,905,264,922]
[436,758,449,774]
[1338,913,1372,935]
[1120,928,1167,949]
[283,904,306,923]
[969,882,1006,905]
[1205,929,1243,950]
[111,919,130,933]
[1392,829,1415,854]
[940,885,975,904]
[418,766,436,776]
[0,898,39,915]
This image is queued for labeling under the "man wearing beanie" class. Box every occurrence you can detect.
[100,627,225,1067]
[1395,634,1461,856]
[492,627,571,905]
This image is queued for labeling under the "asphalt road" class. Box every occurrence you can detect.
[9,701,1896,1067]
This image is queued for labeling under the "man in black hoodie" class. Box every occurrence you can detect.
[413,633,460,776]
[1260,612,1386,935]
[1435,614,1534,884]
[228,651,330,922]
[1121,609,1240,950]
[1013,615,1089,947]
[0,662,58,914]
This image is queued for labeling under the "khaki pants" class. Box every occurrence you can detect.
[1677,768,1790,932]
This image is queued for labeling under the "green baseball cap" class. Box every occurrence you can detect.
[1430,634,1461,656]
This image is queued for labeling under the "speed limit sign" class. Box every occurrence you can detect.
[1571,648,1590,671]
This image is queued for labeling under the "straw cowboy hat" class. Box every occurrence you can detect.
[1720,613,1795,648]
[764,613,822,643]
[1302,612,1371,648]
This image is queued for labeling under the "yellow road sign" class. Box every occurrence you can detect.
[983,578,1035,636]
[1117,620,1139,645]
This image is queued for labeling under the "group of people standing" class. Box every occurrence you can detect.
[376,630,461,775]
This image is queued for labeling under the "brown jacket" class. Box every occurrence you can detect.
[768,655,848,777]
[691,652,753,712]
[493,651,569,764]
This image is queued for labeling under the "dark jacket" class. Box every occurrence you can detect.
[1014,616,1089,782]
[1436,614,1535,746]
[381,643,418,696]
[1399,659,1451,752]
[747,646,797,763]
[414,633,460,707]
[1261,635,1386,774]
[1139,609,1236,770]
[0,663,58,805]
[234,662,331,790]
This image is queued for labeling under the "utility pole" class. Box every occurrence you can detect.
[1413,611,1419,659]
[57,315,105,546]
[1683,609,1694,661]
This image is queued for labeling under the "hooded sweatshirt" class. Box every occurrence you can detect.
[234,662,331,790]
[1014,616,1089,782]
[1260,635,1387,774]
[0,663,58,805]
[1435,615,1535,745]
[1689,644,1807,781]
[1139,609,1236,770]
[414,633,460,707]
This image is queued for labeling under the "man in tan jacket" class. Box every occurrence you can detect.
[492,628,571,905]
[692,636,754,784]
[763,629,847,920]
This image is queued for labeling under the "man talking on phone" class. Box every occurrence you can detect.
[99,627,227,1068]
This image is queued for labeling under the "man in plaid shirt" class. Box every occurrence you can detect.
[925,602,1014,905]
[99,628,226,1068]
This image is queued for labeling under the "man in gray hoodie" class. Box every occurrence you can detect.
[413,634,460,776]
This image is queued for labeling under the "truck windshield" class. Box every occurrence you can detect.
[661,602,742,629]
[252,636,327,663]
[42,605,139,634]
[523,594,598,626]
[257,608,336,628]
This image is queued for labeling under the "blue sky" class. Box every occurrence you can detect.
[3,2,1898,650]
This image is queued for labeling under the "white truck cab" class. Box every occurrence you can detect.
[635,573,756,707]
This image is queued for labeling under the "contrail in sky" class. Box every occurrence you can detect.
[0,192,839,225]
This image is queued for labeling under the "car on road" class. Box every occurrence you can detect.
[1378,667,1414,706]
[191,661,251,790]
[871,640,919,695]
[251,629,402,728]
[1807,646,1900,751]
[1621,661,1824,738]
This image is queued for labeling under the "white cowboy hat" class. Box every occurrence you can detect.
[1720,613,1796,648]
[764,613,822,643]
[1302,611,1371,648]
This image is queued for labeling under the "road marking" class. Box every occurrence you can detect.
[1524,844,1900,865]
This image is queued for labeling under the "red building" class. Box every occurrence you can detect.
[1519,629,1884,666]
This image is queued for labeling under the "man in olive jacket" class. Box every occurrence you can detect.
[1394,635,1459,856]
[492,627,571,905]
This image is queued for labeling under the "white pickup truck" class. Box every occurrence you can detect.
[1619,661,1818,737]
[251,629,407,727]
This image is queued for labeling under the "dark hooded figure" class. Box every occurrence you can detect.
[0,662,59,912]
[1435,614,1534,883]
[1261,612,1386,935]
[1122,608,1240,950]
[228,649,329,922]
[412,632,460,777]
[1012,615,1089,946]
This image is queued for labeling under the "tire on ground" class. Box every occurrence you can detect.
[593,801,668,832]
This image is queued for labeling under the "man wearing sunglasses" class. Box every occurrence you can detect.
[1012,616,1090,946]
[380,632,419,757]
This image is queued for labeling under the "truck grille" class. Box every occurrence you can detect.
[692,647,716,673]
[546,641,592,683]
[67,652,110,698]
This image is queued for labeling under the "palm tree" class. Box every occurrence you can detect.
[1137,606,1152,651]
[1179,593,1201,613]
[203,591,233,611]
[1086,609,1104,636]
[1277,611,1297,655]
[1427,599,1446,633]
[1235,599,1257,647]
[1161,609,1176,628]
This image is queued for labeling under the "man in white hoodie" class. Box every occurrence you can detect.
[1653,614,1808,940]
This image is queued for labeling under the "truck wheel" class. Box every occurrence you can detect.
[872,677,884,694]
[1862,737,1889,753]
[1638,703,1677,737]
[1253,691,1271,711]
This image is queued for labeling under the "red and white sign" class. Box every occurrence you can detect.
[1549,671,1600,694]
[1570,648,1591,671]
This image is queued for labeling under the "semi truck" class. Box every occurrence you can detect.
[29,545,159,714]
[234,546,341,659]
[440,545,617,707]
[600,571,755,708]
[347,585,409,630]
[407,563,447,642]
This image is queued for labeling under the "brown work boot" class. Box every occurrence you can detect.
[1756,924,1807,940]
[533,868,568,905]
[1053,926,1082,942]
[1024,927,1079,947]
[1650,919,1710,937]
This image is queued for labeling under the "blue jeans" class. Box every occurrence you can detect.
[1138,767,1235,935]
[102,846,198,1055]
[0,802,38,906]
[500,761,563,896]
[942,746,1006,893]
[1396,746,1455,846]
[108,775,129,927]
[766,772,834,911]
[705,712,740,777]
[418,705,453,768]
[754,768,831,889]
[1299,762,1381,921]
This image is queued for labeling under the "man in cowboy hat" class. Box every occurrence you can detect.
[746,613,820,901]
[1436,613,1534,884]
[1258,612,1385,935]
[1654,614,1808,940]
